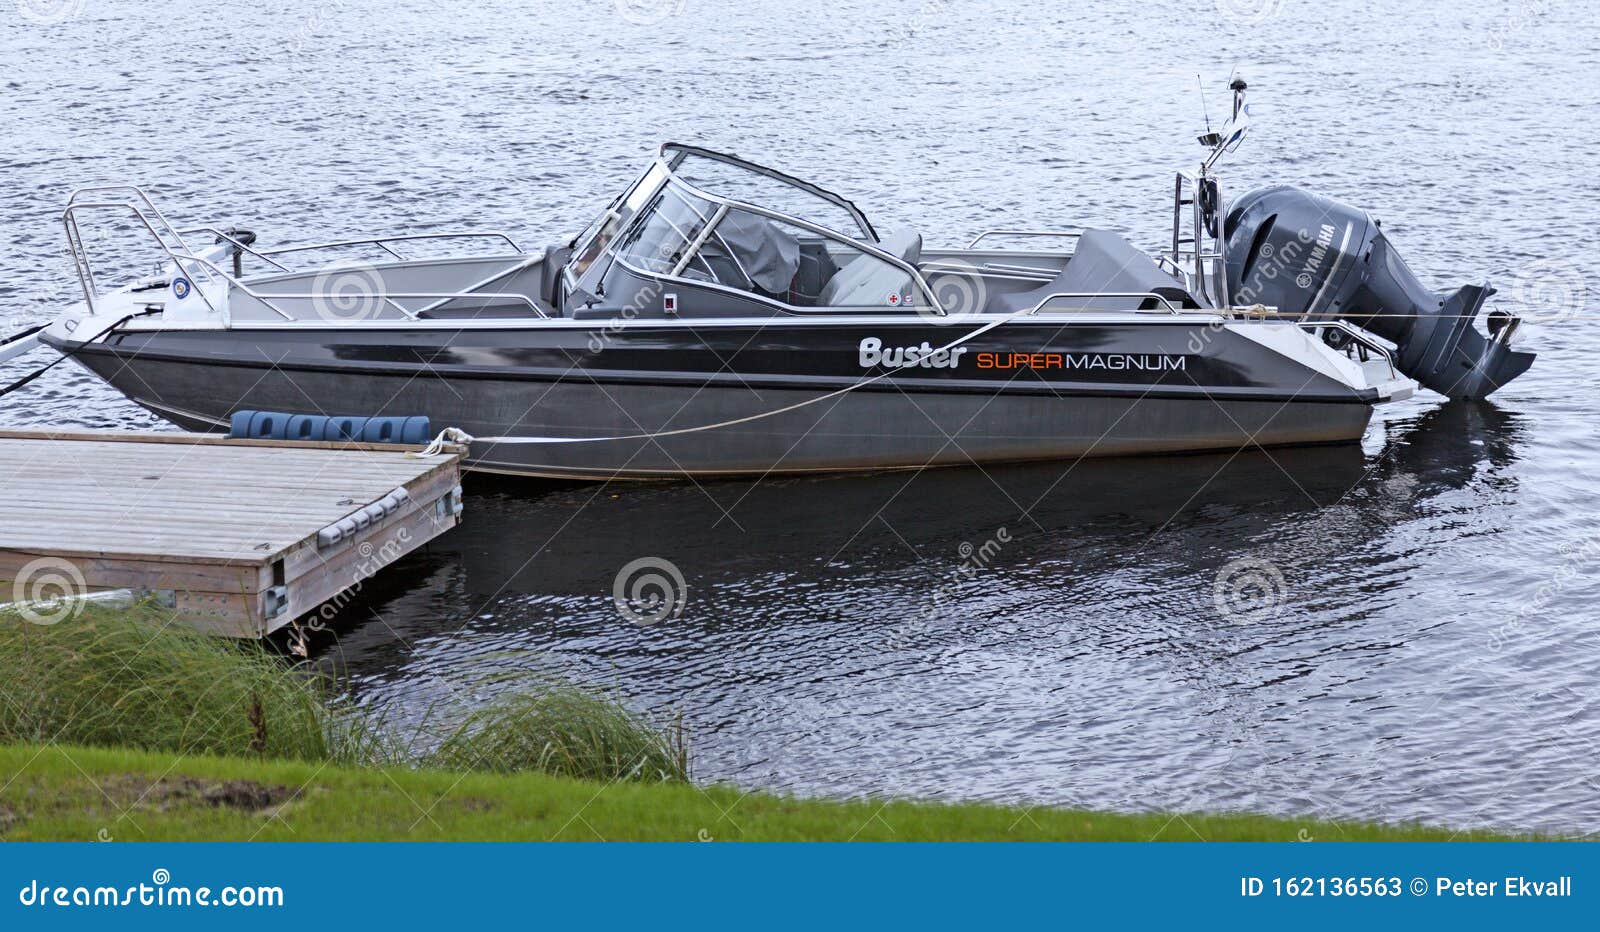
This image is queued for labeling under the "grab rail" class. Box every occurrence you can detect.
[176,226,294,272]
[62,184,534,327]
[921,259,1063,279]
[251,291,552,321]
[967,229,1083,249]
[66,185,197,257]
[62,199,224,316]
[255,231,524,261]
[168,252,550,322]
[1299,320,1399,379]
[1024,291,1183,315]
[172,228,525,271]
[919,262,1057,284]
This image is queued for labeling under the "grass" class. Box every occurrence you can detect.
[0,743,1525,842]
[0,604,684,785]
[427,688,688,782]
[0,603,380,765]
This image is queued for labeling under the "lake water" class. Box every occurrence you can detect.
[2,0,1597,836]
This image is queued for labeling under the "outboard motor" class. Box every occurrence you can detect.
[1223,185,1534,399]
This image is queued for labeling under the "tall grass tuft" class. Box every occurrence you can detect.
[0,603,382,764]
[426,686,688,783]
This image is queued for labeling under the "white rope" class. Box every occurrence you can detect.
[407,307,1035,456]
[412,426,477,457]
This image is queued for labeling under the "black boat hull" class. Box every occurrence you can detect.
[53,318,1379,480]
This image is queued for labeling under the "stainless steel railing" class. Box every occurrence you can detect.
[966,229,1082,249]
[63,192,224,316]
[1023,291,1183,315]
[61,184,534,324]
[1298,320,1399,379]
[252,231,523,261]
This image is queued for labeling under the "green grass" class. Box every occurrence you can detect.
[0,603,382,765]
[0,743,1525,841]
[0,604,688,784]
[427,687,688,783]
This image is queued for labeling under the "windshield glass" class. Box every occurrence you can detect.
[608,180,922,308]
[567,162,670,281]
[612,185,718,277]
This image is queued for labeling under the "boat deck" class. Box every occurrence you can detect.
[0,429,465,637]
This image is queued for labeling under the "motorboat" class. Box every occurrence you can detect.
[5,81,1536,480]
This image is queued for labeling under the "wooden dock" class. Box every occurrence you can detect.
[0,429,465,638]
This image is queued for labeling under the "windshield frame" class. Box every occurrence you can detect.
[659,143,878,243]
[565,143,940,313]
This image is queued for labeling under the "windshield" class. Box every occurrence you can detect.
[611,185,718,277]
[563,144,921,309]
[566,162,670,281]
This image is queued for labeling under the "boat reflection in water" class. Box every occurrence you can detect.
[323,399,1524,691]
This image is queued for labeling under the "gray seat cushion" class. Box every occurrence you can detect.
[818,229,923,306]
[987,229,1196,314]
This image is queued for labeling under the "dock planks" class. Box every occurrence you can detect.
[0,430,465,637]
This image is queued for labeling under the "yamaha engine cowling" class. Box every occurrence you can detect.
[1223,185,1534,399]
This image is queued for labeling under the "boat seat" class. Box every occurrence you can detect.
[817,229,923,306]
[986,228,1198,314]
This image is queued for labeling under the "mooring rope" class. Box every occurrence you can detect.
[411,305,1045,457]
[0,322,47,346]
[0,316,134,401]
